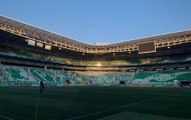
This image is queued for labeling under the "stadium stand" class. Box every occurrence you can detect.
[0,64,190,87]
[132,70,191,87]
[0,15,191,87]
[1,43,191,66]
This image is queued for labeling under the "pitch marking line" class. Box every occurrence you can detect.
[0,114,15,120]
[66,94,177,120]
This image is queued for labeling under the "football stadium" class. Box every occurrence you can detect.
[0,14,191,120]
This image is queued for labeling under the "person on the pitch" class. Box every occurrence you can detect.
[39,81,46,94]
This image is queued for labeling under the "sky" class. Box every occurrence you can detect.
[1,0,191,44]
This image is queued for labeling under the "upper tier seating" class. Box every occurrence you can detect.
[1,44,191,66]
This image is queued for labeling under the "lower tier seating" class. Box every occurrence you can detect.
[0,65,191,86]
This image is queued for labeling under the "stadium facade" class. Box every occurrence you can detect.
[0,15,191,87]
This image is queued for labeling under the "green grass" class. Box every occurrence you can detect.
[0,86,191,120]
[99,111,190,120]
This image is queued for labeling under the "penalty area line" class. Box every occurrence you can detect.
[0,114,15,120]
[65,94,177,120]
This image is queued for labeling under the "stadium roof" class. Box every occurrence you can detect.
[0,15,191,53]
[0,15,89,45]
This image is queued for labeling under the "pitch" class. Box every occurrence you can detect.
[0,86,191,120]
